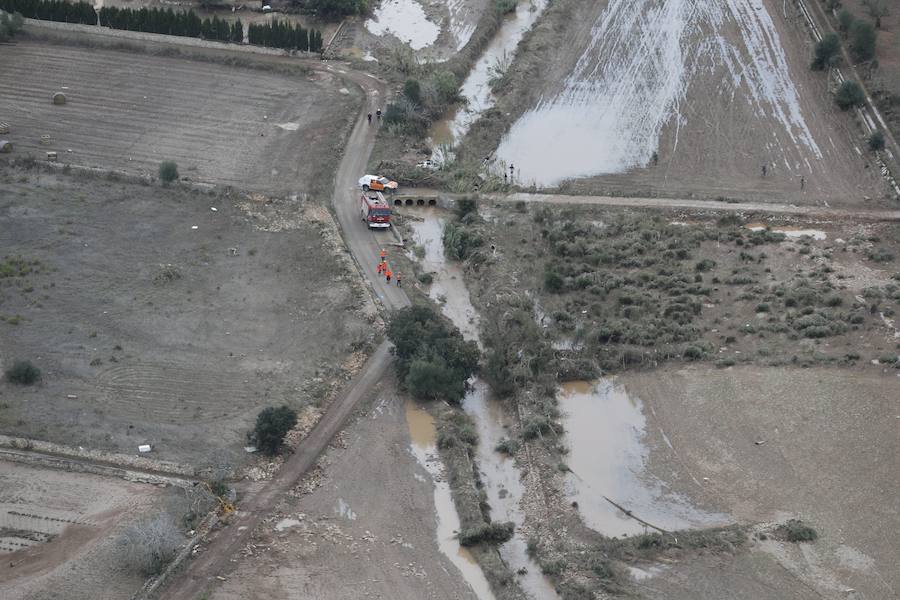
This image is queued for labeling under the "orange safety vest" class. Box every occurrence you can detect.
[380,249,386,259]
[386,269,392,278]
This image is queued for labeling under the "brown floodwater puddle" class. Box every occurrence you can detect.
[408,210,559,598]
[559,379,728,537]
[404,399,496,600]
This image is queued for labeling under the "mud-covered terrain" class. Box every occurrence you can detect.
[0,169,371,466]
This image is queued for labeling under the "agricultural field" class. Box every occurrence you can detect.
[0,461,181,600]
[0,42,358,195]
[0,167,372,467]
[465,0,888,205]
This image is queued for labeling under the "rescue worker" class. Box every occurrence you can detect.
[396,272,402,287]
[376,260,384,275]
[380,248,386,261]
[385,267,392,284]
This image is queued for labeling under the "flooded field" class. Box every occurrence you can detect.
[365,0,440,51]
[404,399,496,600]
[496,0,821,187]
[430,0,548,162]
[559,379,728,536]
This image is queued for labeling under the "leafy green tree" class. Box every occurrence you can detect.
[849,19,877,62]
[253,405,297,455]
[811,32,841,70]
[835,80,866,110]
[158,160,179,183]
[386,305,479,404]
[868,130,885,151]
[403,79,422,105]
[837,8,854,34]
[0,10,24,41]
[863,0,889,29]
[431,70,460,104]
[5,359,41,385]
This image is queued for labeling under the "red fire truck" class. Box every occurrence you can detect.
[360,191,392,228]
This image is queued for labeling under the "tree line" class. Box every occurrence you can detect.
[248,19,323,52]
[0,0,324,51]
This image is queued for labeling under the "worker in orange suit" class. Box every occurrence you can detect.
[385,267,392,284]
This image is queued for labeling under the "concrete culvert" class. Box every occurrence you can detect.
[52,92,67,105]
[427,199,437,206]
[405,199,413,206]
[416,198,425,206]
[0,140,11,153]
[0,122,9,135]
[394,199,402,206]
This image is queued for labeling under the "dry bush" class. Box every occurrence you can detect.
[119,513,184,576]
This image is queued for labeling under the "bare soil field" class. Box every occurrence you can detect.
[0,41,358,195]
[466,0,888,205]
[205,379,485,600]
[0,461,179,600]
[0,168,371,466]
[626,365,900,599]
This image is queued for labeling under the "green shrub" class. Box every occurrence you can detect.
[0,10,24,41]
[777,519,818,543]
[252,405,297,455]
[494,0,516,14]
[849,19,877,62]
[682,345,704,360]
[811,32,841,70]
[495,437,519,455]
[442,222,484,261]
[417,272,434,285]
[695,259,716,272]
[868,130,886,151]
[835,81,866,110]
[544,270,564,293]
[5,359,41,385]
[403,79,422,105]
[386,305,479,404]
[837,9,854,33]
[158,161,179,183]
[458,521,514,546]
[540,559,566,576]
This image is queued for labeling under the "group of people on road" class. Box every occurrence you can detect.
[376,248,401,287]
[367,109,382,124]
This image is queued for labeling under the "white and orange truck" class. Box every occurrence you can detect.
[360,191,392,228]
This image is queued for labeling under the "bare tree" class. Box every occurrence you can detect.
[118,514,184,576]
[863,0,889,29]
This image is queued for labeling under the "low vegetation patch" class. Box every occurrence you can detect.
[458,521,515,546]
[118,513,183,576]
[776,519,818,543]
[251,405,298,455]
[5,359,41,385]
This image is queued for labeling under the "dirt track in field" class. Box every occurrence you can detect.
[0,42,356,194]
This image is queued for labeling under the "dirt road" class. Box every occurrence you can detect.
[155,33,415,600]
[492,191,900,221]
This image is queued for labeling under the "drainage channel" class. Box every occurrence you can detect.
[407,208,558,599]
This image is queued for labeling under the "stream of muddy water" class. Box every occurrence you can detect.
[408,209,558,599]
[429,0,548,164]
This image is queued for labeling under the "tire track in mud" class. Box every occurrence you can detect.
[496,0,824,186]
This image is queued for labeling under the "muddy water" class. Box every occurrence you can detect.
[429,0,548,164]
[404,400,497,600]
[409,210,481,343]
[408,209,558,599]
[745,223,827,240]
[365,0,440,51]
[559,379,727,536]
[496,0,821,186]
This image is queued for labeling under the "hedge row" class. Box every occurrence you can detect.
[0,0,323,50]
[248,19,322,52]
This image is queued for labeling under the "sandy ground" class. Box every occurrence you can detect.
[0,169,370,466]
[0,41,357,195]
[0,461,177,600]
[205,380,482,600]
[486,0,886,205]
[625,365,900,599]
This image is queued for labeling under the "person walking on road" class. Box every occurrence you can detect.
[367,113,372,124]
[376,108,382,121]
[377,260,385,275]
[761,164,768,178]
[385,267,392,284]
[380,248,386,261]
[800,175,806,190]
[396,272,401,287]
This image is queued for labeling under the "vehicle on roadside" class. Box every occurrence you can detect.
[360,191,391,228]
[358,174,398,192]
